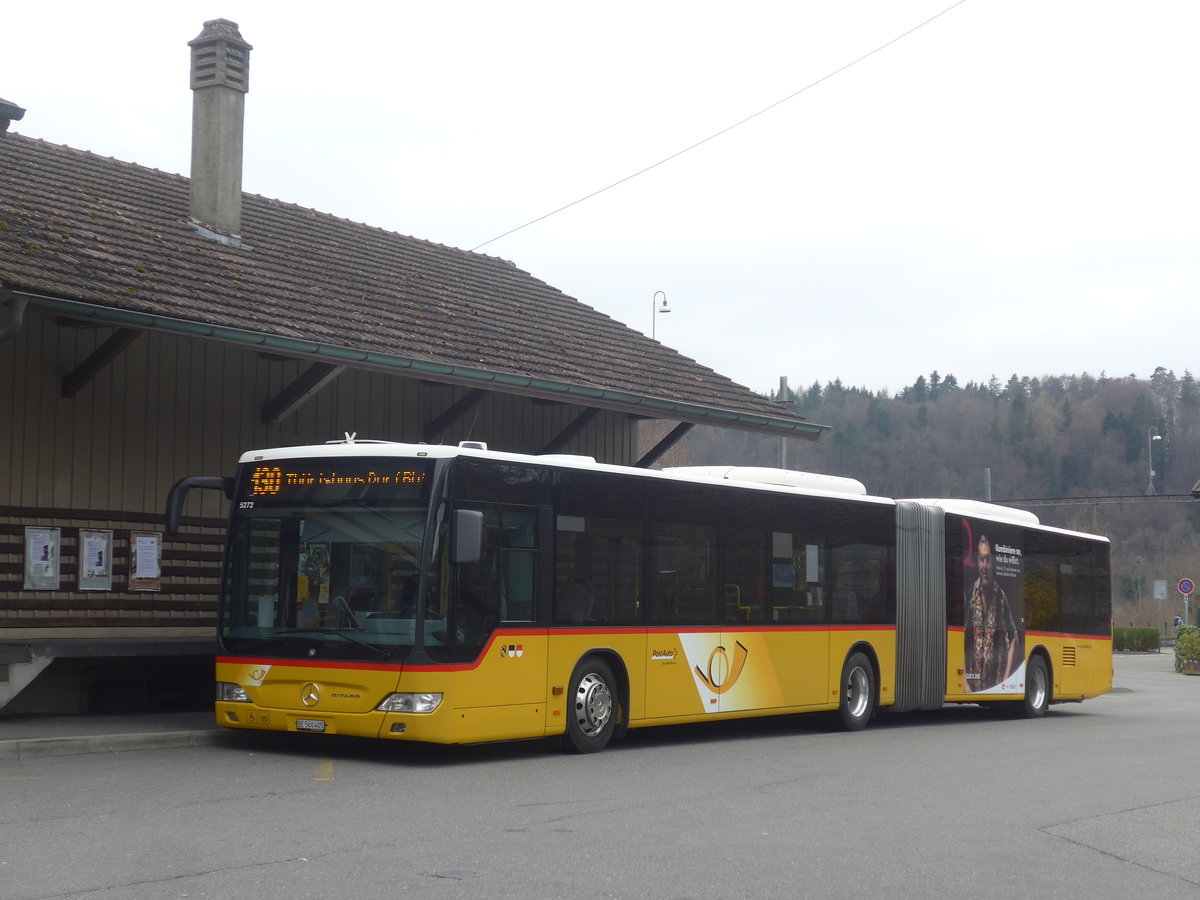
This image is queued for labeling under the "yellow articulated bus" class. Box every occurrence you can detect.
[166,438,1112,753]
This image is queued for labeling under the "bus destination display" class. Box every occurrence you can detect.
[242,458,432,502]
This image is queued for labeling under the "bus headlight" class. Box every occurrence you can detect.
[377,692,442,713]
[216,682,251,702]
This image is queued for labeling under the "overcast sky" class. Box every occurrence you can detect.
[6,1,1198,396]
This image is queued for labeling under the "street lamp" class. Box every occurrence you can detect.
[1146,426,1162,495]
[652,291,670,340]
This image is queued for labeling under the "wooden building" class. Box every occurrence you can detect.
[0,20,825,713]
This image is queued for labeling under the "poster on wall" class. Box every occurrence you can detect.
[24,526,61,590]
[129,530,162,592]
[79,529,114,591]
[960,517,1025,694]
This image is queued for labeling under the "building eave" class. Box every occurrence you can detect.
[6,288,829,440]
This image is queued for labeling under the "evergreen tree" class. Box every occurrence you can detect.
[1181,371,1198,408]
[903,375,928,403]
[867,398,892,438]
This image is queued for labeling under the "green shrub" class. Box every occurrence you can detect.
[1114,627,1160,652]
[1175,625,1200,673]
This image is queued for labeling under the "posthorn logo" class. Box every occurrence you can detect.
[694,641,749,695]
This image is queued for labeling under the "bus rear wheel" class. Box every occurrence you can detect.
[1018,655,1050,718]
[838,651,875,731]
[563,657,617,753]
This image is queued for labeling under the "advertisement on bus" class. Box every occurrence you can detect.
[960,517,1025,694]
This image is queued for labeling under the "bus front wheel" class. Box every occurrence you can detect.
[838,651,875,731]
[563,657,617,753]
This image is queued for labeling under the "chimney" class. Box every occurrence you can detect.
[0,97,26,133]
[188,19,252,239]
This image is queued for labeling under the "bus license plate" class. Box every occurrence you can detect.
[295,718,326,733]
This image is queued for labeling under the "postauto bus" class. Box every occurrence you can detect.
[166,437,1112,752]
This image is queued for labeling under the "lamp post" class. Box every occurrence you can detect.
[652,291,670,340]
[1146,426,1162,496]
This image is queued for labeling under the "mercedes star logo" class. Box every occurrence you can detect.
[301,683,320,707]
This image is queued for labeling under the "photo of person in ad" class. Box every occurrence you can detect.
[962,520,1024,693]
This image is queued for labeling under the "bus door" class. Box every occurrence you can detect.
[770,507,834,708]
[645,518,719,719]
[715,529,829,713]
[445,504,548,735]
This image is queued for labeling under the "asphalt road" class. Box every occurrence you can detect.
[2,652,1197,899]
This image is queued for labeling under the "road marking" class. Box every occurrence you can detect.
[315,757,334,782]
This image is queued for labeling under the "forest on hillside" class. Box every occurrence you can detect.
[642,368,1200,630]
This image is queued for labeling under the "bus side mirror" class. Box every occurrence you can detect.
[452,509,484,564]
[165,475,234,535]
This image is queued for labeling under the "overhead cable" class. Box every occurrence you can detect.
[470,0,971,252]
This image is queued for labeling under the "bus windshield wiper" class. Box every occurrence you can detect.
[271,627,393,660]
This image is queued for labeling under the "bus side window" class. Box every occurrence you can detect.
[555,515,642,625]
[721,546,766,624]
[768,532,825,623]
[499,507,536,622]
[650,521,716,625]
[828,542,889,624]
[828,502,894,625]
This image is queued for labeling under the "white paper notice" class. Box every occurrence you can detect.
[134,535,159,578]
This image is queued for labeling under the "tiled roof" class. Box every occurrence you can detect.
[0,132,824,437]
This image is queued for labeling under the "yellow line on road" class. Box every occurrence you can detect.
[315,757,335,782]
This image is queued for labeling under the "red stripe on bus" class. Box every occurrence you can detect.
[1026,630,1113,643]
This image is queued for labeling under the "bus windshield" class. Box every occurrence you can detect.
[220,503,439,659]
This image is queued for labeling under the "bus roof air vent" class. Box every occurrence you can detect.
[664,466,868,496]
[458,441,488,451]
